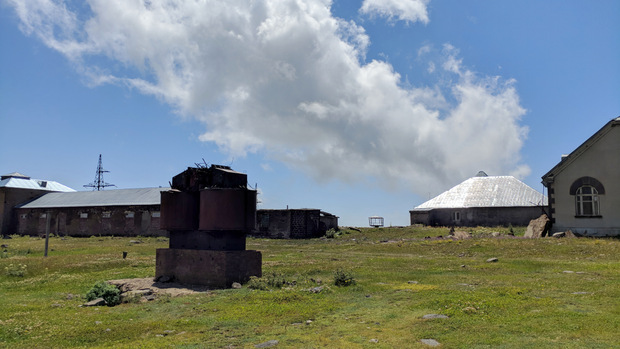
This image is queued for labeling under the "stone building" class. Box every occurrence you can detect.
[542,117,620,236]
[410,172,547,227]
[253,209,338,239]
[0,172,75,236]
[15,187,168,237]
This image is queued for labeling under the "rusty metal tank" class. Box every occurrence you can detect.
[160,190,199,231]
[198,189,256,231]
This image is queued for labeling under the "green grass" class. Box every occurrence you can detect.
[0,228,619,348]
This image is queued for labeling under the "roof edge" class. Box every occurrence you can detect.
[542,116,620,184]
[411,205,546,212]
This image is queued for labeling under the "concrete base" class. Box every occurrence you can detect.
[155,248,262,288]
[169,230,246,251]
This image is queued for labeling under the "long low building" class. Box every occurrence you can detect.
[410,172,547,227]
[252,209,339,239]
[12,184,339,238]
[16,187,169,237]
[5,171,338,238]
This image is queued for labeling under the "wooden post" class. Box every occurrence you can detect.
[44,212,51,257]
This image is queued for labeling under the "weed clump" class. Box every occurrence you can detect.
[86,281,121,306]
[333,269,356,287]
[5,263,27,277]
[247,272,288,290]
[246,276,268,290]
[325,228,338,238]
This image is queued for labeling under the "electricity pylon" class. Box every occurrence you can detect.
[83,154,116,191]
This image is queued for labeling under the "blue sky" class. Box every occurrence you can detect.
[1,0,618,226]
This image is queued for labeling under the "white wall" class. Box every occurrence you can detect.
[551,125,620,236]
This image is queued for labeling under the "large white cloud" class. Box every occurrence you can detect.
[360,0,430,24]
[6,0,529,194]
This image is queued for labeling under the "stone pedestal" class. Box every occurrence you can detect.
[156,248,262,288]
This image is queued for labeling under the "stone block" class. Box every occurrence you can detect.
[155,248,261,287]
[524,214,550,238]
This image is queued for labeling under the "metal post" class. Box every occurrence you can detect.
[44,211,51,257]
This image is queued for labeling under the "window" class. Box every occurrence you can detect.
[80,213,88,219]
[570,177,604,217]
[102,211,111,218]
[575,186,600,216]
[452,211,461,222]
[259,214,270,229]
[151,212,160,218]
[125,211,134,218]
[40,213,47,219]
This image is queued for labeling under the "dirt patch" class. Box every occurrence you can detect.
[108,278,211,297]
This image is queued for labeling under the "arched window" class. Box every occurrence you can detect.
[569,176,605,195]
[570,177,604,217]
[575,185,600,216]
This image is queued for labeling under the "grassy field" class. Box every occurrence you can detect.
[1,226,619,348]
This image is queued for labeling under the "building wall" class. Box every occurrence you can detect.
[290,210,320,238]
[0,187,49,236]
[254,209,338,239]
[411,206,544,227]
[256,210,292,239]
[0,189,4,235]
[410,210,430,225]
[16,205,166,237]
[547,126,620,236]
[320,214,339,232]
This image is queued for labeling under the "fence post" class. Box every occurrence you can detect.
[44,211,51,257]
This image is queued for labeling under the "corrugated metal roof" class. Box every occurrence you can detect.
[0,177,75,192]
[414,176,547,210]
[17,187,170,209]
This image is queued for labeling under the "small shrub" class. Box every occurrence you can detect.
[267,272,287,288]
[333,269,356,287]
[325,228,337,239]
[86,281,121,306]
[5,263,27,277]
[246,272,288,290]
[246,276,269,290]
